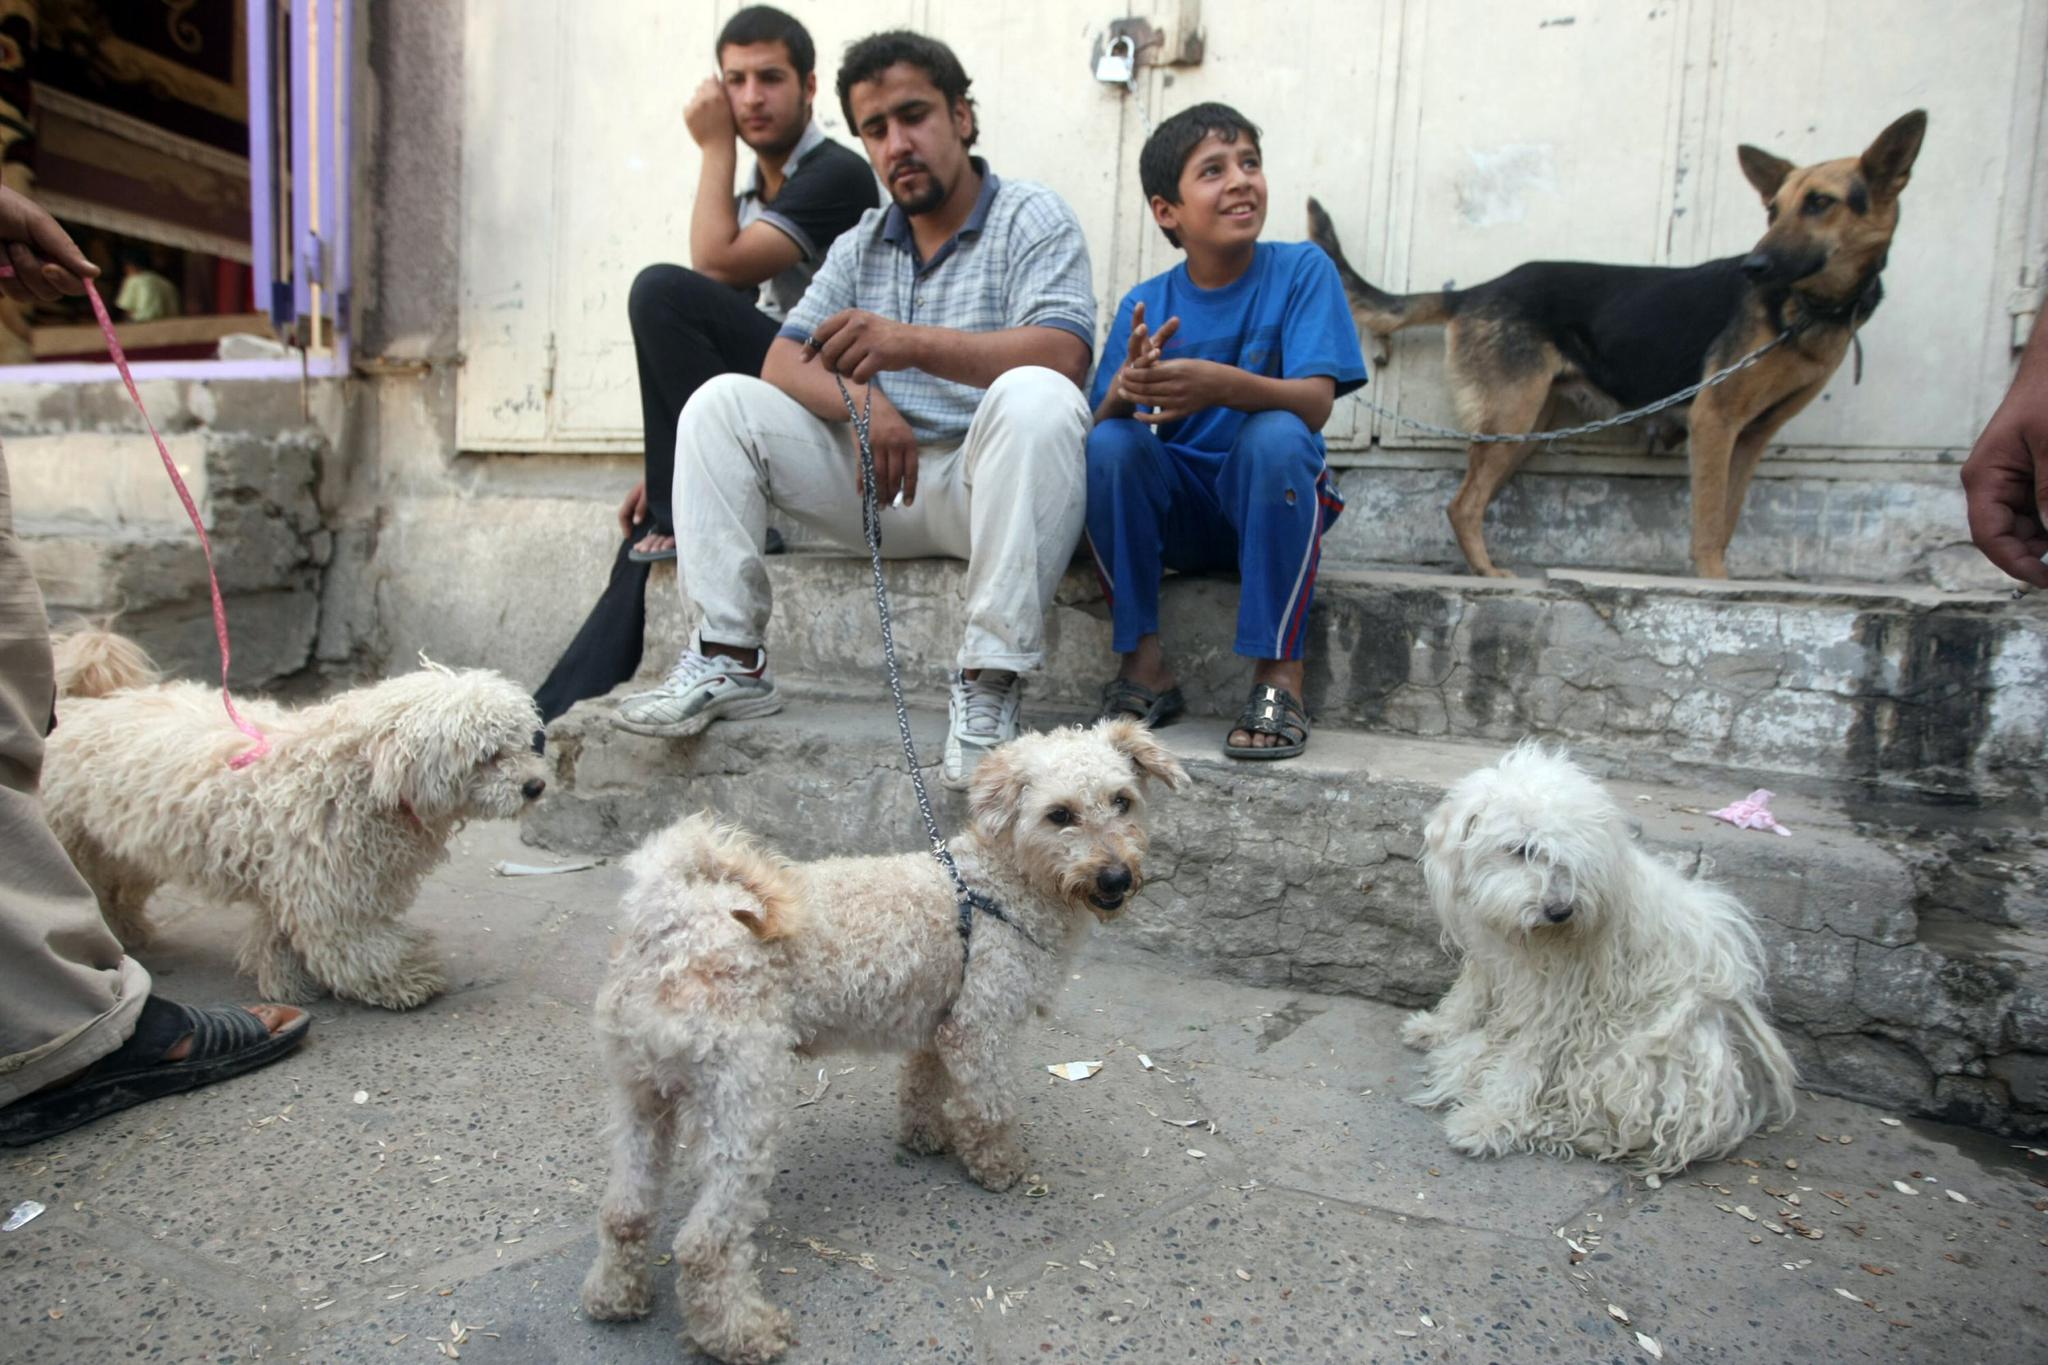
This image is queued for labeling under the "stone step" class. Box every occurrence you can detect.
[1318,454,1996,589]
[530,690,2048,1136]
[638,553,2048,802]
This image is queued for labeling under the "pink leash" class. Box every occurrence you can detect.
[10,267,270,767]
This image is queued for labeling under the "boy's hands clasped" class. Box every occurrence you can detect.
[1107,299,1236,425]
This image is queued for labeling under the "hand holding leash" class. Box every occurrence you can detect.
[801,308,921,384]
[0,187,98,302]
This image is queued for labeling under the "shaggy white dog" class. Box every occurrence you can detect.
[43,628,548,1010]
[1403,744,1797,1175]
[579,720,1187,1364]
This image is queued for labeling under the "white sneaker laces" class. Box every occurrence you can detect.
[957,672,1015,739]
[664,649,722,692]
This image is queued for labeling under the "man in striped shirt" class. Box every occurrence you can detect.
[616,30,1097,790]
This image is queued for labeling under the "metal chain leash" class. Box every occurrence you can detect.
[825,368,1023,952]
[1355,328,1794,445]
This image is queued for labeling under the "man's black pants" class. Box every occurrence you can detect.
[533,265,778,729]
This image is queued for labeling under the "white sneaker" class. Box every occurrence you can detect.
[612,636,782,738]
[943,669,1022,789]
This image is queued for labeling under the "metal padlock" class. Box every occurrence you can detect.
[1095,34,1135,86]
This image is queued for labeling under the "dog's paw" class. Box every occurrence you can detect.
[253,958,324,1006]
[960,1145,1025,1193]
[1442,1108,1520,1160]
[898,1115,948,1156]
[578,1263,654,1321]
[106,917,156,952]
[1400,1010,1446,1051]
[357,959,448,1011]
[689,1301,794,1364]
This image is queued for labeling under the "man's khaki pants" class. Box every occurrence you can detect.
[0,443,147,1107]
[673,366,1090,670]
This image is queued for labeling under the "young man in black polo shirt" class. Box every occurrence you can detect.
[535,5,876,726]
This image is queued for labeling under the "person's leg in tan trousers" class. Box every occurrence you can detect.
[0,447,310,1146]
[0,186,310,1147]
[0,441,153,1105]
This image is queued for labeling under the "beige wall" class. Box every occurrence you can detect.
[458,0,2048,464]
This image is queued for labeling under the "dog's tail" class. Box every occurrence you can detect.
[1305,196,1454,336]
[629,811,804,942]
[51,624,161,699]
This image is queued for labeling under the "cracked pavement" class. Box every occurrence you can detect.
[5,821,2045,1363]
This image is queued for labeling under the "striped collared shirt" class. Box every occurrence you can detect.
[780,159,1095,444]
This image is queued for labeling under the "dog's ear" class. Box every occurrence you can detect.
[1860,109,1926,205]
[968,745,1031,845]
[1736,143,1794,204]
[1420,788,1481,925]
[364,706,485,819]
[1097,717,1188,792]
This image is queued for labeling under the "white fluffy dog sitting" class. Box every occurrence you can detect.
[580,720,1187,1364]
[1403,744,1797,1175]
[43,628,548,1010]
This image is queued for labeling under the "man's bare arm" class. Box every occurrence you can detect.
[805,310,1088,390]
[761,335,866,422]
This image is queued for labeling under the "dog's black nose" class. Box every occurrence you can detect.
[1542,901,1574,924]
[522,777,547,800]
[1740,252,1774,279]
[1096,866,1133,897]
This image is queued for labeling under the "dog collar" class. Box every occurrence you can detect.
[1788,265,1885,330]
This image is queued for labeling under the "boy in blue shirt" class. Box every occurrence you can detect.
[1087,103,1367,759]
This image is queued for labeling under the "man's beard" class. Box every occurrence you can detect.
[888,160,948,216]
[740,107,806,159]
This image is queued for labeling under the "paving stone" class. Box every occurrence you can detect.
[1,1220,285,1363]
[6,827,2044,1364]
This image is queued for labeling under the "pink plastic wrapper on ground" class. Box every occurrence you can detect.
[1711,789,1793,836]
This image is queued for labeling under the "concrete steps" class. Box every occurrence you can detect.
[529,691,2048,1136]
[637,552,2048,802]
[1317,453,1995,589]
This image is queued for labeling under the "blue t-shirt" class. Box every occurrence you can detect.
[1090,240,1368,455]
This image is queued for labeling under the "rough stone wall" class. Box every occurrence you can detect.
[10,380,347,688]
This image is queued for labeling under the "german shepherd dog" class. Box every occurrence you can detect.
[1307,111,1926,579]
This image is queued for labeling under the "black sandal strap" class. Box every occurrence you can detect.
[0,997,309,1148]
[1227,684,1310,759]
[1096,677,1185,726]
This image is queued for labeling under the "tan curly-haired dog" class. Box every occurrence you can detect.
[579,719,1188,1363]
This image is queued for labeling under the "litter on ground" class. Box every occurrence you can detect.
[490,858,601,876]
[1711,789,1793,836]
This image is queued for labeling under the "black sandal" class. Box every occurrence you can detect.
[625,525,678,564]
[0,995,311,1147]
[1226,683,1310,760]
[1096,677,1185,727]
